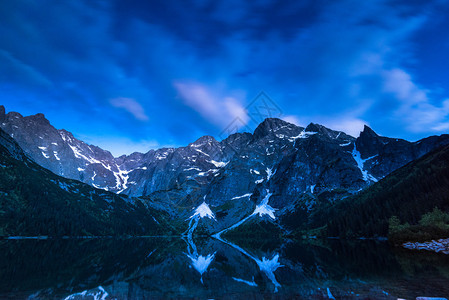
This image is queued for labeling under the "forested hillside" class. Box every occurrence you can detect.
[318,145,449,239]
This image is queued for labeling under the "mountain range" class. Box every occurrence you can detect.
[1,104,449,237]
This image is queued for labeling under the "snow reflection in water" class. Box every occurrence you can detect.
[213,232,283,292]
[185,227,216,284]
[186,252,216,284]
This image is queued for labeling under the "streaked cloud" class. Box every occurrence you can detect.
[282,115,301,126]
[174,81,249,129]
[109,97,149,121]
[382,68,449,132]
[321,118,368,138]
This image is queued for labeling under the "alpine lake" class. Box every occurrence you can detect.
[1,236,449,299]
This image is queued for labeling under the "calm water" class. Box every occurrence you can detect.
[1,237,449,299]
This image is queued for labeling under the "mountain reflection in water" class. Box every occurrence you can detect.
[1,237,449,299]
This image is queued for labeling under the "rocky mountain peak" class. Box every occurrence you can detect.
[360,125,378,138]
[357,125,381,145]
[6,111,23,120]
[28,113,50,125]
[0,105,5,122]
[253,118,293,139]
[356,125,384,159]
[190,135,217,147]
[304,123,349,140]
[222,132,252,144]
[58,129,75,143]
[305,123,323,133]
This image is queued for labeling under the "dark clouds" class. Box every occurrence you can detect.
[1,0,449,155]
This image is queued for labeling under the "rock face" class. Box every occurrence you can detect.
[355,125,449,180]
[0,124,28,161]
[2,105,449,234]
[403,239,449,254]
[0,106,130,193]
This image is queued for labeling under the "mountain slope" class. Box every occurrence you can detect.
[200,120,449,235]
[0,128,176,236]
[3,105,449,237]
[320,144,449,238]
[0,105,136,193]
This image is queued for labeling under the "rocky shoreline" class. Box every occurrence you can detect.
[403,238,449,254]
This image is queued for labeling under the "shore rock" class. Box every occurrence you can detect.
[403,238,449,254]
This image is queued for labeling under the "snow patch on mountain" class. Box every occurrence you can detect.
[68,144,101,165]
[53,151,60,160]
[63,286,109,300]
[288,130,317,142]
[197,169,219,176]
[352,145,378,182]
[266,167,276,181]
[209,160,228,168]
[155,152,169,160]
[184,167,202,171]
[231,193,252,200]
[195,148,209,157]
[114,166,131,193]
[191,202,216,220]
[252,192,276,220]
[250,169,260,175]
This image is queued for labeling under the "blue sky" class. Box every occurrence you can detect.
[1,0,449,156]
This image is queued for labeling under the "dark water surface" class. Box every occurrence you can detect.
[1,237,449,299]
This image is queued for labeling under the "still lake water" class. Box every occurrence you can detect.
[1,237,449,299]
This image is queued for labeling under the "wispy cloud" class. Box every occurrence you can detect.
[321,117,368,138]
[282,113,368,137]
[281,115,301,126]
[382,68,449,132]
[173,81,249,129]
[109,97,149,121]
